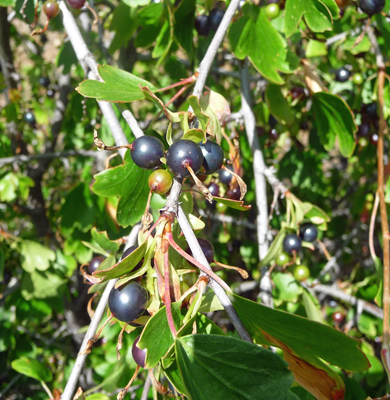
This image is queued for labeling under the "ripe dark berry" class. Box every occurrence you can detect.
[332,311,345,324]
[198,141,224,175]
[208,9,224,31]
[359,0,385,16]
[24,112,36,125]
[290,86,306,101]
[148,169,173,194]
[132,335,146,368]
[195,14,210,36]
[269,128,279,141]
[264,3,280,19]
[227,187,240,200]
[357,122,370,137]
[218,165,233,185]
[47,89,55,98]
[335,67,350,83]
[67,0,86,8]
[283,233,302,254]
[89,256,104,274]
[207,182,220,197]
[293,265,310,281]
[130,136,165,170]
[166,140,203,178]
[39,77,50,87]
[370,133,379,145]
[299,224,318,242]
[185,238,215,265]
[108,281,149,323]
[43,0,60,18]
[364,102,378,119]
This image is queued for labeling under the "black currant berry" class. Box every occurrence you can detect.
[195,14,210,36]
[218,165,233,185]
[359,0,385,16]
[185,238,215,265]
[370,133,379,145]
[198,141,224,175]
[227,187,240,200]
[290,86,306,101]
[108,281,149,323]
[39,77,50,87]
[299,224,318,242]
[283,233,302,254]
[269,128,279,141]
[357,122,370,137]
[47,89,55,98]
[332,311,345,324]
[88,256,104,274]
[132,335,147,368]
[364,102,378,119]
[335,67,350,82]
[208,9,224,31]
[67,0,86,8]
[166,140,203,178]
[24,112,36,125]
[42,0,60,18]
[130,136,165,170]
[207,182,220,197]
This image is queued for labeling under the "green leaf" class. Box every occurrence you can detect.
[284,0,335,38]
[312,92,356,158]
[231,294,370,372]
[266,84,294,126]
[306,40,328,58]
[92,151,151,227]
[11,357,53,382]
[302,289,324,323]
[19,240,56,273]
[138,302,182,368]
[91,228,120,254]
[273,272,303,303]
[260,228,286,267]
[229,4,287,84]
[175,334,298,400]
[174,0,195,57]
[76,65,156,103]
[213,197,251,211]
[59,183,96,233]
[21,271,66,300]
[0,0,15,6]
[94,243,147,281]
[85,394,111,400]
[182,129,204,143]
[188,96,210,133]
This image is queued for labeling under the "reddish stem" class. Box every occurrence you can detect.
[165,231,232,293]
[154,73,198,93]
[164,242,177,338]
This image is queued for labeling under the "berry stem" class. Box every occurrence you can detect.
[163,237,177,338]
[116,323,128,360]
[219,165,247,200]
[155,73,198,93]
[213,260,249,279]
[117,366,140,400]
[165,227,232,293]
[30,18,49,36]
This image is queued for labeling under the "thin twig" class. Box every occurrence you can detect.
[60,225,140,400]
[192,0,241,98]
[367,26,390,378]
[140,373,152,400]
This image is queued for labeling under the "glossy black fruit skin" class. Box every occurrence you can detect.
[227,187,240,200]
[207,182,220,197]
[283,233,302,254]
[166,140,203,178]
[67,0,86,8]
[120,245,143,271]
[108,281,149,323]
[208,9,224,31]
[199,141,224,175]
[185,238,215,264]
[132,335,146,368]
[357,122,370,137]
[299,224,318,242]
[359,0,385,16]
[195,14,210,36]
[218,165,233,185]
[39,77,50,87]
[89,256,104,274]
[24,112,36,125]
[131,136,165,170]
[335,67,350,82]
[47,89,55,98]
